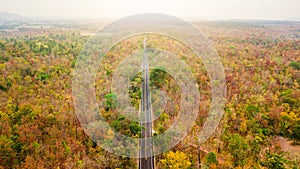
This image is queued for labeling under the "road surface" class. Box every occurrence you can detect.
[139,36,155,169]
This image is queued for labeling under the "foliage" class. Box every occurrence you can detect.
[206,152,218,165]
[160,151,191,169]
[227,134,249,166]
[289,61,300,70]
[262,153,287,169]
[0,23,299,168]
[104,93,117,111]
[290,124,300,143]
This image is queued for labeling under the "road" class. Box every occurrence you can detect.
[139,36,155,169]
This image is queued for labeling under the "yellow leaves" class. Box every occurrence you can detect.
[18,85,23,92]
[280,111,288,116]
[254,136,263,143]
[24,75,32,83]
[289,112,297,119]
[281,100,292,110]
[36,42,42,47]
[240,119,247,134]
[6,98,16,112]
[231,112,237,120]
[160,151,191,169]
[280,111,298,121]
[0,63,5,69]
[159,113,170,123]
[105,129,115,140]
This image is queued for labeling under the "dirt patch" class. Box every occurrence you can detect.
[275,136,300,160]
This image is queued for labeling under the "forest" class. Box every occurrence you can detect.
[0,20,299,168]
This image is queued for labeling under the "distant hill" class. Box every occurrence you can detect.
[0,12,26,22]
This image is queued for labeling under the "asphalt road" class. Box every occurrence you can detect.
[139,37,155,169]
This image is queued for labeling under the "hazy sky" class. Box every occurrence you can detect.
[1,0,300,20]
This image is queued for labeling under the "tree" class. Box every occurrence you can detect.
[160,151,191,169]
[290,124,300,144]
[289,61,300,70]
[228,134,249,167]
[104,93,117,111]
[262,153,287,169]
[129,122,142,136]
[206,152,218,166]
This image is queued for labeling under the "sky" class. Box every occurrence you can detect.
[0,0,300,20]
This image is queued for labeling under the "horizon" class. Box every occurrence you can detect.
[1,11,300,22]
[1,0,300,21]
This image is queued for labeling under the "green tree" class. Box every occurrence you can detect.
[129,122,142,136]
[290,124,300,144]
[206,152,218,166]
[289,61,300,70]
[262,153,287,169]
[228,134,249,166]
[104,93,117,111]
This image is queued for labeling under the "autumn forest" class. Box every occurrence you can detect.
[0,17,299,169]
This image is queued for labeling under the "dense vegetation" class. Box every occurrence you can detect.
[0,21,299,168]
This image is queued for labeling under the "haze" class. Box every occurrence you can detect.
[1,0,300,20]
